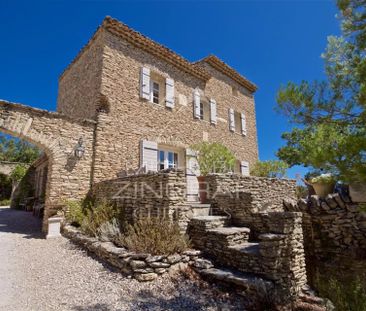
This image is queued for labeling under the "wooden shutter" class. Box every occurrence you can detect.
[140,140,158,172]
[241,112,247,136]
[193,89,201,119]
[165,78,175,108]
[186,148,199,202]
[240,161,250,176]
[140,67,150,100]
[210,99,217,125]
[228,108,235,132]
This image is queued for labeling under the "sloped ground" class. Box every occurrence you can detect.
[0,206,246,311]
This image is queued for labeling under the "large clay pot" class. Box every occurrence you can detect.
[197,176,207,203]
[312,182,335,198]
[349,183,366,203]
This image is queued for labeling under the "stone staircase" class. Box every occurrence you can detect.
[187,210,308,302]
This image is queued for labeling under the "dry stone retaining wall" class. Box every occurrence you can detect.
[205,174,296,217]
[92,169,193,228]
[293,194,366,283]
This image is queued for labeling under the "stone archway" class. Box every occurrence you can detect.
[0,100,96,232]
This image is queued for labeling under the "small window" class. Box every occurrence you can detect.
[157,149,178,170]
[234,111,242,134]
[198,100,210,121]
[151,81,160,104]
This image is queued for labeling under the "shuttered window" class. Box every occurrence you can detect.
[240,161,250,176]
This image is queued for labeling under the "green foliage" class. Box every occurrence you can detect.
[0,134,40,163]
[276,1,366,183]
[190,142,236,176]
[64,199,117,237]
[295,185,308,199]
[315,273,366,311]
[10,164,28,182]
[0,174,11,200]
[64,200,86,227]
[80,201,117,237]
[311,173,336,184]
[120,218,190,255]
[0,199,11,206]
[250,160,288,178]
[96,218,122,243]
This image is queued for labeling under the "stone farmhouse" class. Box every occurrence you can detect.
[0,16,259,231]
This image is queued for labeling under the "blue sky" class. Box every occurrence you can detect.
[0,0,340,178]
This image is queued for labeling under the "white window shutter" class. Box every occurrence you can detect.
[186,148,200,201]
[210,99,217,124]
[228,108,235,132]
[193,89,201,119]
[240,161,250,176]
[140,140,158,172]
[241,112,247,136]
[140,67,150,100]
[165,78,175,108]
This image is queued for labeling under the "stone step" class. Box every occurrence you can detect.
[228,242,260,256]
[190,215,230,230]
[206,227,250,247]
[191,203,211,217]
[198,267,274,293]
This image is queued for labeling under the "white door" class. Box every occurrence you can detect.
[186,149,199,202]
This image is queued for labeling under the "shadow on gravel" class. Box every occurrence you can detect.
[0,207,43,239]
[72,303,113,311]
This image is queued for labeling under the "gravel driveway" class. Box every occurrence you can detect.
[0,206,246,311]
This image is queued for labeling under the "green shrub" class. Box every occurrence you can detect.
[80,201,117,237]
[64,200,85,227]
[0,199,11,206]
[190,142,236,175]
[250,160,288,178]
[315,273,366,311]
[96,218,122,242]
[119,218,190,255]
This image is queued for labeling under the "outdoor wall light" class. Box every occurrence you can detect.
[74,138,85,159]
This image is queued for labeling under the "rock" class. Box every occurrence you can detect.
[145,255,165,263]
[149,261,170,268]
[130,253,149,260]
[133,268,154,274]
[193,258,213,270]
[134,272,158,282]
[169,262,188,276]
[154,268,166,274]
[181,255,190,263]
[167,254,181,264]
[183,249,201,256]
[129,260,146,270]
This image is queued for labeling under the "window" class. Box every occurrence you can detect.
[199,100,210,121]
[234,111,242,134]
[151,81,160,104]
[157,149,178,170]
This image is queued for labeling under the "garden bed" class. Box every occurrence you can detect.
[62,225,205,282]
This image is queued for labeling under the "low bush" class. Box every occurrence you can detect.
[64,200,85,227]
[96,218,122,243]
[315,273,366,311]
[0,199,11,206]
[80,201,117,237]
[119,218,190,255]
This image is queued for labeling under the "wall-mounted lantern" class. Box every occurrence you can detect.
[74,138,85,159]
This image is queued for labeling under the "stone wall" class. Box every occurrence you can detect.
[58,17,259,183]
[92,169,192,228]
[294,194,366,284]
[187,212,307,298]
[205,174,297,218]
[0,100,96,231]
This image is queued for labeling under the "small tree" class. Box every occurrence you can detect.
[9,164,29,201]
[190,142,236,175]
[250,160,288,178]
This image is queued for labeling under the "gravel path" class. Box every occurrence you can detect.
[0,206,246,311]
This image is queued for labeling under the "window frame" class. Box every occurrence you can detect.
[150,80,160,104]
[157,149,179,170]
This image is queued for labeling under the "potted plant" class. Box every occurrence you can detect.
[190,142,236,203]
[310,173,336,198]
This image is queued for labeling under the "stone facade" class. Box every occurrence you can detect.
[58,17,259,184]
[2,16,260,232]
[0,100,95,230]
